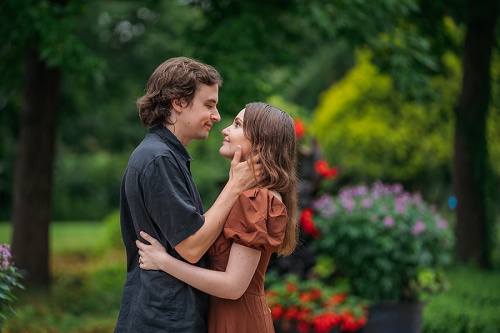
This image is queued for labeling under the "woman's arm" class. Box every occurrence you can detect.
[136,231,261,300]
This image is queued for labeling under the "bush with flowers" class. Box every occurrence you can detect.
[301,181,454,302]
[0,244,24,328]
[266,274,368,333]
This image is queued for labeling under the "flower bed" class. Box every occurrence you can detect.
[300,182,454,302]
[266,275,367,333]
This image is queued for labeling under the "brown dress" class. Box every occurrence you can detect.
[207,188,287,333]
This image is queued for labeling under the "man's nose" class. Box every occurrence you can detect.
[211,108,221,122]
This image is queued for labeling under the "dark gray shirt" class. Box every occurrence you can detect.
[115,125,208,333]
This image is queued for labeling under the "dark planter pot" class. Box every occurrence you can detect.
[274,321,341,333]
[356,301,424,333]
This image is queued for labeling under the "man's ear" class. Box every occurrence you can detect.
[171,98,185,113]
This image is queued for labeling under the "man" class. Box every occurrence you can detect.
[114,57,260,332]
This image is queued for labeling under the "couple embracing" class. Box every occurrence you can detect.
[114,57,298,333]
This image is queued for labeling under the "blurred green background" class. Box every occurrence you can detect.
[1,0,500,332]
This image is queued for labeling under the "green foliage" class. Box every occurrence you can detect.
[285,40,355,112]
[52,153,128,220]
[312,50,459,183]
[422,265,500,333]
[297,0,458,101]
[93,210,123,255]
[0,244,25,328]
[2,222,124,332]
[304,182,454,301]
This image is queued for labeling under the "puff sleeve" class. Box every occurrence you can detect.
[223,188,287,253]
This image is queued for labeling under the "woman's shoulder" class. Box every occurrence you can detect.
[240,188,283,204]
[225,189,287,253]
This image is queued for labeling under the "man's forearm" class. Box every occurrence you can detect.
[174,180,242,263]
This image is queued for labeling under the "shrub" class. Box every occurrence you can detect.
[0,244,24,328]
[266,274,368,333]
[302,181,455,302]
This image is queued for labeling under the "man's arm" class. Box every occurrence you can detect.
[175,145,261,263]
[138,233,261,300]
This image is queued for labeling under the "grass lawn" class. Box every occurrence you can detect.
[0,221,104,254]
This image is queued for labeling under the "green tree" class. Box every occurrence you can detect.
[312,50,458,184]
[0,0,105,288]
[302,0,499,266]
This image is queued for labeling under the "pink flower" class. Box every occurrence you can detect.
[383,216,395,228]
[361,198,373,208]
[437,219,448,229]
[341,197,355,213]
[412,220,426,235]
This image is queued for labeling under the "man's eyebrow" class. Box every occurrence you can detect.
[205,98,217,104]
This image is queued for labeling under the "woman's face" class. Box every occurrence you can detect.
[219,109,252,161]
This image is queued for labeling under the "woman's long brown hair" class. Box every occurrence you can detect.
[243,102,298,256]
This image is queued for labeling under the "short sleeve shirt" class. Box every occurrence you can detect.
[115,125,208,333]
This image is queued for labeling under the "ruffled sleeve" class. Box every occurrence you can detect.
[223,188,287,253]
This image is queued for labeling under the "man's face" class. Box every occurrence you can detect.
[176,83,220,146]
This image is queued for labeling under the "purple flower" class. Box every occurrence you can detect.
[412,220,426,235]
[412,193,423,204]
[383,216,395,228]
[390,184,404,195]
[0,244,12,269]
[311,194,332,211]
[394,197,407,214]
[361,198,373,209]
[339,185,369,199]
[437,219,448,230]
[320,204,337,219]
[341,197,356,213]
[430,204,438,213]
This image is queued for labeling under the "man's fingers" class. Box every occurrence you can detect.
[231,145,242,166]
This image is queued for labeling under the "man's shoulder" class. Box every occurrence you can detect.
[129,133,174,167]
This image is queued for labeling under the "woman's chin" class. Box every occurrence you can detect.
[219,148,232,160]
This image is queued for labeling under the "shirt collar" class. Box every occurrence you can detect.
[150,124,194,162]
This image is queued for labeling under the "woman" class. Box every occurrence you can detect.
[136,102,298,333]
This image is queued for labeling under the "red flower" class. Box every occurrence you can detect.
[341,312,367,332]
[297,320,311,333]
[286,283,298,293]
[296,308,311,321]
[310,288,322,300]
[299,292,312,303]
[283,306,300,320]
[314,159,338,179]
[300,208,321,238]
[271,305,285,320]
[294,118,306,139]
[312,313,343,333]
[330,292,348,304]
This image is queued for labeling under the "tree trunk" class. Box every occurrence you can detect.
[11,48,61,288]
[453,0,498,267]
